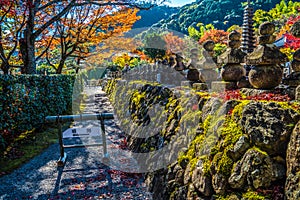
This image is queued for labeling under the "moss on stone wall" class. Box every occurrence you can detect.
[103,79,298,199]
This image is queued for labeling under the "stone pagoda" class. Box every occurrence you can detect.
[241,0,256,54]
[245,22,288,89]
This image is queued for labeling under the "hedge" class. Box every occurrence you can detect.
[0,74,75,149]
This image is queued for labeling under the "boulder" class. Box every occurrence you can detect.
[285,121,300,199]
[259,22,275,35]
[170,185,188,200]
[184,162,192,185]
[217,100,240,117]
[228,149,285,189]
[296,85,300,101]
[212,172,228,195]
[293,49,300,61]
[191,160,213,196]
[201,97,223,122]
[175,169,185,185]
[227,135,251,161]
[240,102,298,155]
[220,64,246,82]
[291,59,300,72]
[146,168,169,200]
[248,65,283,89]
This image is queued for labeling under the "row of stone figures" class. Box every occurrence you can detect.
[217,21,291,90]
[181,21,298,91]
[120,21,300,98]
[218,21,299,98]
[168,21,299,95]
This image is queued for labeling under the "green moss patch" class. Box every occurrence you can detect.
[0,123,70,176]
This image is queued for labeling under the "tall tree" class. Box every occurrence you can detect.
[1,0,166,74]
[164,32,186,54]
[45,6,140,73]
[0,1,26,74]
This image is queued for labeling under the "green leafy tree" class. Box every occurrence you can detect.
[253,0,300,29]
[154,0,282,34]
[226,25,242,33]
[188,23,215,41]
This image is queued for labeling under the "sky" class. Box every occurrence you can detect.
[165,0,196,7]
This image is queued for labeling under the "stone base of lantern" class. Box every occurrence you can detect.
[192,83,208,91]
[211,81,237,93]
[200,69,219,82]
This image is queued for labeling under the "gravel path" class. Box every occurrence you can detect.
[0,86,152,200]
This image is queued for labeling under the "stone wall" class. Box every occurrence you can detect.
[104,78,300,200]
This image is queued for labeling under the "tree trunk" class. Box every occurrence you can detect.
[19,38,27,74]
[56,57,67,74]
[0,63,9,75]
[25,36,36,74]
[21,3,36,74]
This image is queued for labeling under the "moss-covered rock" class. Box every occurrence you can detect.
[240,101,299,156]
[191,159,213,196]
[285,121,300,200]
[229,148,285,189]
[104,78,299,199]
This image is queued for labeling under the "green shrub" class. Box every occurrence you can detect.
[0,74,75,150]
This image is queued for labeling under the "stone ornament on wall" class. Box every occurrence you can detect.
[246,22,288,89]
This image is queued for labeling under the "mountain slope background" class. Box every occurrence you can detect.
[133,5,180,29]
[146,0,282,34]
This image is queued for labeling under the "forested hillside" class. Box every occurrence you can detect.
[153,0,282,33]
[133,5,180,29]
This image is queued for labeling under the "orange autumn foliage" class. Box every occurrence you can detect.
[199,29,229,44]
[44,6,140,73]
[88,36,143,65]
[164,32,186,54]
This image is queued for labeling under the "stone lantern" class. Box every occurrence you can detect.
[245,22,288,89]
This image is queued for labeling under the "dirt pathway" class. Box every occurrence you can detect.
[0,86,152,200]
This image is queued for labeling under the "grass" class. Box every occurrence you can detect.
[0,123,70,177]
